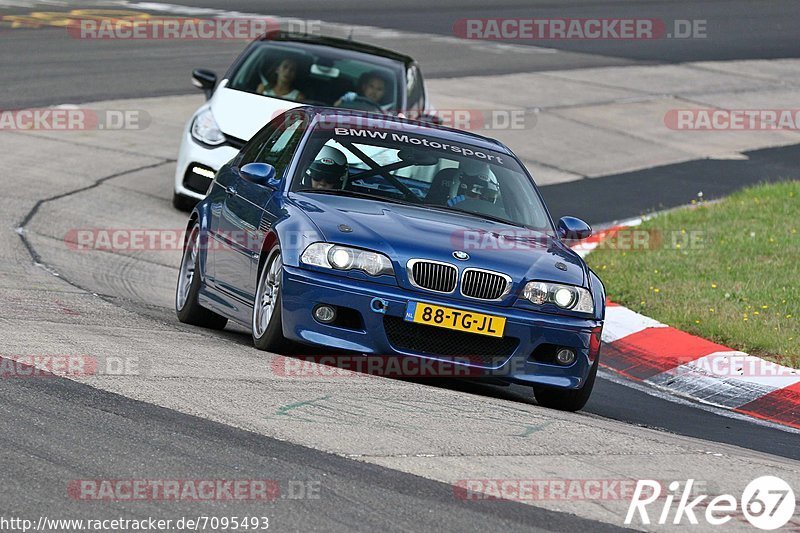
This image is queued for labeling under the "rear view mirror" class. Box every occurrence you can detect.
[192,69,217,100]
[417,113,443,126]
[310,64,340,78]
[397,147,439,166]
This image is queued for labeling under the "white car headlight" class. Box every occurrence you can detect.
[191,108,225,146]
[522,281,594,314]
[301,243,394,277]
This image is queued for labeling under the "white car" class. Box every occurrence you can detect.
[173,32,436,210]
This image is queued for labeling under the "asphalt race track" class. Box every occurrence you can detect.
[1,1,799,531]
[1,358,624,532]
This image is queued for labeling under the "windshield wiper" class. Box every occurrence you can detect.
[296,189,416,206]
[421,203,527,228]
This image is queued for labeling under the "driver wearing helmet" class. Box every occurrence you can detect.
[305,146,349,190]
[447,161,499,206]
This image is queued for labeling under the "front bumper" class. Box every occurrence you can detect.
[280,265,602,390]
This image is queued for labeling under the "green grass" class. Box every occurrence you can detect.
[586,181,799,368]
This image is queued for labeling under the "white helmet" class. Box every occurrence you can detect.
[458,161,498,202]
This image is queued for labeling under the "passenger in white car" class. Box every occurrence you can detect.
[256,57,306,101]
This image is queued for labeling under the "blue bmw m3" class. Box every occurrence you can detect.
[176,108,605,410]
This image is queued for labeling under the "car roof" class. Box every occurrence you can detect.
[258,31,413,66]
[302,107,514,155]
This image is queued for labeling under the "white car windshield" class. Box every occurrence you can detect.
[228,43,401,112]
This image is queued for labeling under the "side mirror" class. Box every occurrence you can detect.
[558,216,592,241]
[240,163,280,188]
[192,69,217,100]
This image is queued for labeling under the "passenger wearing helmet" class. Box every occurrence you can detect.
[447,161,499,206]
[305,146,349,190]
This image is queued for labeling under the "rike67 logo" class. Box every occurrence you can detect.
[626,476,796,530]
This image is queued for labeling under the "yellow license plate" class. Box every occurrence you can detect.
[404,301,506,337]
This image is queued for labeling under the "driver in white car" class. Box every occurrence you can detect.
[334,71,387,109]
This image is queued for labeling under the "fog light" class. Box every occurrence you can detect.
[556,348,576,366]
[314,305,336,324]
[191,166,215,179]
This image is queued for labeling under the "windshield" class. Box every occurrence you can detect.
[290,125,554,231]
[228,43,402,112]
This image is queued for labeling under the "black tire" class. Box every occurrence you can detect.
[172,192,197,212]
[533,357,598,412]
[176,225,228,330]
[252,246,289,352]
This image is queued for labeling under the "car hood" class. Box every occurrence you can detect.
[289,193,587,297]
[211,83,304,142]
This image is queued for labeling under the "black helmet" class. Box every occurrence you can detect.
[306,146,348,185]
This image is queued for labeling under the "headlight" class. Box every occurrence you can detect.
[301,243,394,277]
[522,281,593,314]
[191,108,225,146]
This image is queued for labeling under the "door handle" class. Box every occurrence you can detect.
[227,186,237,196]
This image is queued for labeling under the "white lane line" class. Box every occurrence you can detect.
[642,350,799,409]
[683,351,800,388]
[597,368,800,435]
[646,366,777,410]
[601,305,667,343]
